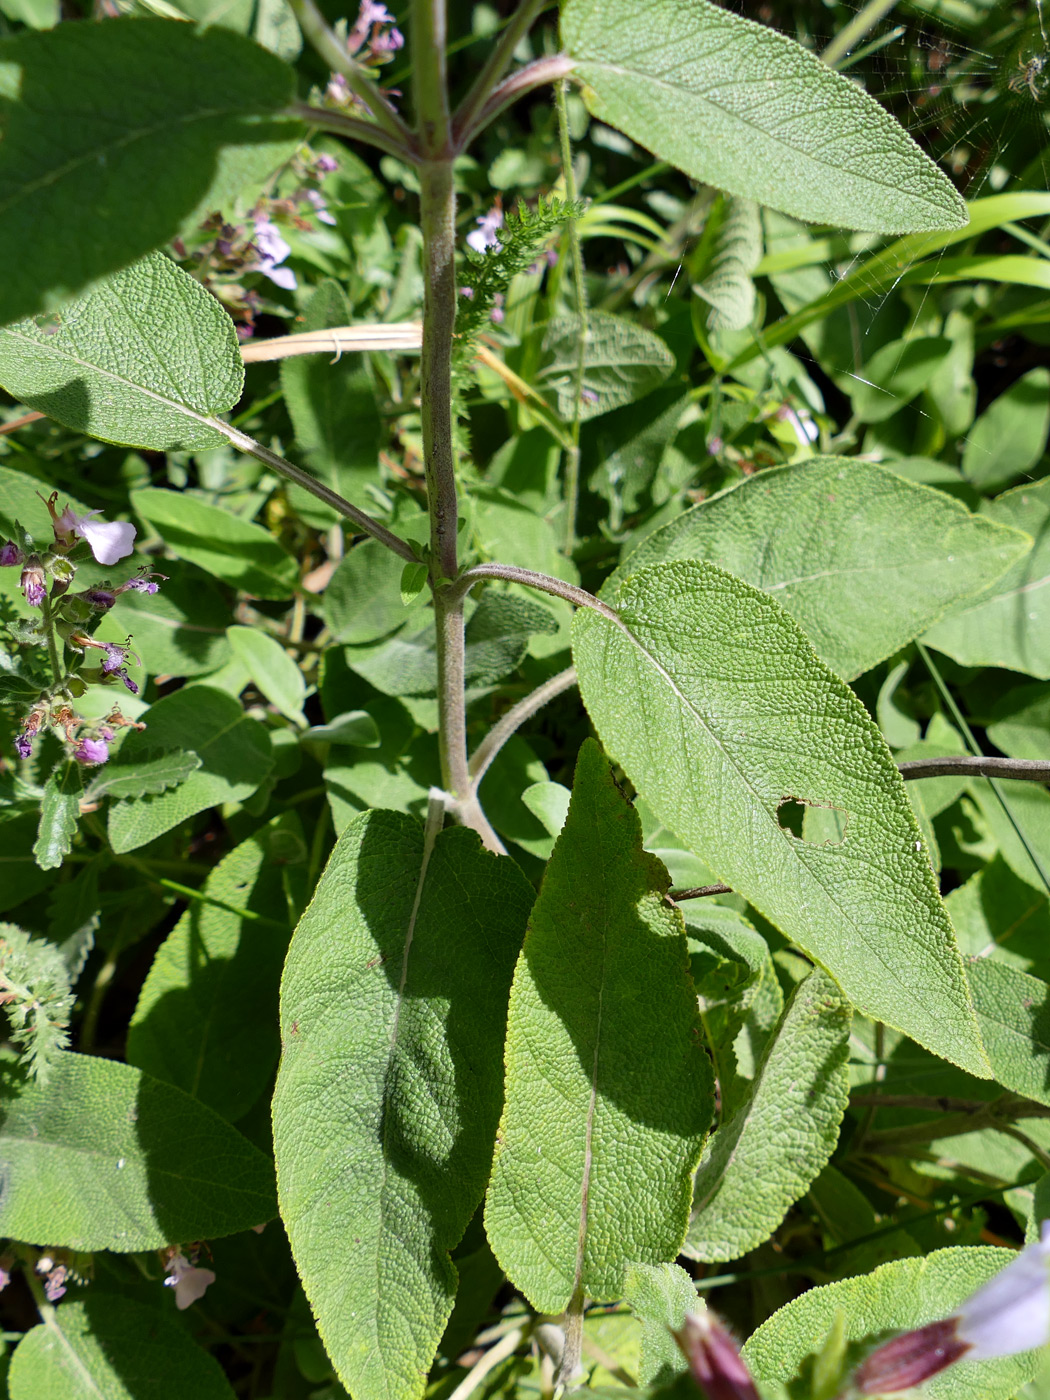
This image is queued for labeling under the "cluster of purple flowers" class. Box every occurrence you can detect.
[324,0,404,109]
[2,493,158,768]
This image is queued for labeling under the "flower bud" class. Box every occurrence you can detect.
[0,541,23,567]
[673,1310,760,1400]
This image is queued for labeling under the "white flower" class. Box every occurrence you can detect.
[251,215,297,292]
[466,206,503,254]
[164,1252,216,1310]
[69,510,137,566]
[955,1220,1050,1359]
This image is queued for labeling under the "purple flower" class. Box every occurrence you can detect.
[0,541,23,567]
[490,292,505,325]
[119,670,139,696]
[305,189,338,227]
[370,24,404,52]
[315,153,338,173]
[467,206,503,254]
[251,216,297,292]
[84,587,116,610]
[43,1265,68,1303]
[100,643,126,675]
[73,736,110,766]
[120,577,160,595]
[20,559,46,608]
[14,731,33,760]
[164,1252,216,1310]
[673,1311,760,1400]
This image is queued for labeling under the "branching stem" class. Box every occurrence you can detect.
[448,562,619,619]
[468,665,578,786]
[289,101,419,163]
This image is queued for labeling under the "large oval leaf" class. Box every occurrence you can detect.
[743,1248,1040,1400]
[272,811,535,1400]
[0,1052,276,1250]
[561,0,967,233]
[0,253,243,450]
[573,560,989,1077]
[485,741,713,1313]
[608,459,1030,681]
[0,17,301,326]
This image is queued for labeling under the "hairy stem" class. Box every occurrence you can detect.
[450,562,620,619]
[898,756,1050,782]
[286,0,415,148]
[39,595,64,687]
[468,665,578,786]
[220,424,417,563]
[456,54,577,150]
[288,101,419,163]
[556,77,588,553]
[453,0,550,142]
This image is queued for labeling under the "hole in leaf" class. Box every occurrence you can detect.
[776,796,849,846]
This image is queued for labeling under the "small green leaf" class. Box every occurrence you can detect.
[127,823,291,1122]
[0,1052,276,1250]
[132,488,298,600]
[609,459,1030,681]
[32,763,81,872]
[684,969,851,1263]
[305,710,381,747]
[743,1248,1040,1400]
[0,253,243,450]
[574,561,989,1076]
[325,539,428,644]
[561,0,967,233]
[227,625,307,725]
[539,311,674,422]
[9,1296,237,1400]
[0,17,301,326]
[84,749,201,802]
[623,1262,698,1386]
[272,810,535,1400]
[485,740,714,1313]
[107,686,274,854]
[400,561,428,607]
[963,368,1050,492]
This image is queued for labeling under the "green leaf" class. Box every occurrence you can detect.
[0,813,54,913]
[0,17,301,327]
[742,1248,1040,1400]
[623,1263,697,1386]
[988,683,1050,761]
[583,387,688,518]
[0,1051,276,1250]
[962,369,1050,492]
[272,810,535,1400]
[947,856,1050,974]
[684,969,851,1263]
[561,0,967,234]
[32,763,80,872]
[693,196,762,333]
[965,958,1050,1107]
[574,561,989,1077]
[227,625,306,725]
[539,311,674,422]
[970,778,1050,898]
[484,741,714,1313]
[0,0,57,29]
[132,487,298,600]
[280,279,383,528]
[107,686,273,854]
[848,336,953,423]
[325,538,428,644]
[305,710,381,747]
[84,749,202,802]
[9,1296,236,1400]
[685,904,784,1118]
[608,459,1030,680]
[0,253,243,450]
[127,824,291,1122]
[924,478,1050,678]
[401,562,428,607]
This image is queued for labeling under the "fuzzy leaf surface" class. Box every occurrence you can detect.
[127,825,292,1122]
[485,740,713,1314]
[924,478,1050,678]
[574,561,988,1076]
[0,17,300,326]
[272,811,534,1400]
[0,1052,276,1250]
[32,763,80,871]
[743,1248,1040,1399]
[684,969,851,1262]
[0,253,243,449]
[623,1262,698,1386]
[227,625,306,724]
[85,749,201,802]
[965,958,1050,1107]
[561,0,966,233]
[539,311,674,422]
[608,459,1029,680]
[9,1295,236,1400]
